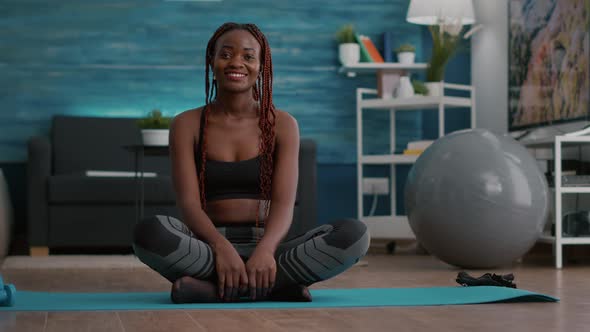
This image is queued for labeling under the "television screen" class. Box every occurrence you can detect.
[508,0,589,131]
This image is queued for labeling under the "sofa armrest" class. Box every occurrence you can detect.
[27,135,51,246]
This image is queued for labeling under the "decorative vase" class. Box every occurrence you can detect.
[339,43,360,66]
[425,81,443,97]
[397,52,415,65]
[395,76,415,98]
[141,129,169,146]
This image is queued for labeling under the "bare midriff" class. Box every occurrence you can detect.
[206,198,269,225]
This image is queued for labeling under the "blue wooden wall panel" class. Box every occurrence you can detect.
[0,0,427,162]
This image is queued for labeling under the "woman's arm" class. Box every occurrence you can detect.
[257,110,301,254]
[169,109,227,251]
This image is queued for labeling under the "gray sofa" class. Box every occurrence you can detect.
[27,115,317,254]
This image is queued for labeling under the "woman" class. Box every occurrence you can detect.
[133,22,370,303]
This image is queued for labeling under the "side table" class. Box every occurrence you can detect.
[122,145,170,223]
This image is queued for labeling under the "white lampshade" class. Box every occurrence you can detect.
[406,0,476,25]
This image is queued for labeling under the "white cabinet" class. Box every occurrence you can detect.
[342,63,476,240]
[523,130,590,268]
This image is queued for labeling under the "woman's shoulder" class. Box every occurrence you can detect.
[173,106,204,123]
[273,109,299,148]
[274,109,299,133]
[171,106,205,133]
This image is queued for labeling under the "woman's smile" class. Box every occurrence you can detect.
[225,71,248,81]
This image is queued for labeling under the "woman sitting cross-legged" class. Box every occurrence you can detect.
[132,22,370,303]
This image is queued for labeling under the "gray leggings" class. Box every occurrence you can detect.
[132,215,370,288]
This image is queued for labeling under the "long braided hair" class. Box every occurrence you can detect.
[200,23,276,231]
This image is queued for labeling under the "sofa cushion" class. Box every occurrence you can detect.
[48,174,176,203]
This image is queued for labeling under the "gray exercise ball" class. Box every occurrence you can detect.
[404,129,549,269]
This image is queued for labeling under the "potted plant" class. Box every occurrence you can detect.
[424,19,479,96]
[137,109,171,146]
[412,79,429,96]
[336,24,359,66]
[395,44,416,64]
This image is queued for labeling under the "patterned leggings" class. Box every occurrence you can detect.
[132,215,370,288]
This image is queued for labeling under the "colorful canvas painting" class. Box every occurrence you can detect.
[508,0,589,130]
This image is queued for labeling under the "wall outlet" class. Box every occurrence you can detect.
[363,177,389,195]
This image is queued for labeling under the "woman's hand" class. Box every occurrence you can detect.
[211,239,248,302]
[245,247,277,300]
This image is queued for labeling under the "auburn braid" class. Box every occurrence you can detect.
[202,23,277,233]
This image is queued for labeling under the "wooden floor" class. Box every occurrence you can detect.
[0,249,589,332]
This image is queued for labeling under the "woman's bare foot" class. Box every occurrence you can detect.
[268,284,312,302]
[171,276,220,303]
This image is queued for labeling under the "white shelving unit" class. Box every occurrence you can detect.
[342,63,476,239]
[339,62,428,76]
[524,131,590,268]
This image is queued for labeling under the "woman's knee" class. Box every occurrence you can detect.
[325,218,370,257]
[133,215,215,283]
[133,215,183,257]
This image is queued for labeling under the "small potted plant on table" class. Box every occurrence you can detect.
[137,109,171,146]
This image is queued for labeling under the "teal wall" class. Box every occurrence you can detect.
[0,1,471,251]
[0,0,426,163]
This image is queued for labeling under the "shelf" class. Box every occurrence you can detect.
[339,63,428,75]
[532,134,590,267]
[538,234,590,245]
[558,187,590,194]
[521,134,590,148]
[361,154,419,164]
[550,186,590,193]
[352,69,475,243]
[561,237,590,244]
[520,137,556,148]
[361,215,415,239]
[360,96,472,110]
[558,135,590,143]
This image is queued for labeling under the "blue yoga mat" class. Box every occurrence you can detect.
[0,286,557,311]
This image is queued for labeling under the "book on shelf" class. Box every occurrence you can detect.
[360,35,384,63]
[398,140,435,155]
[354,34,373,62]
[403,149,425,155]
[382,32,393,62]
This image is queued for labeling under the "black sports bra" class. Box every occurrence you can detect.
[194,107,262,201]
